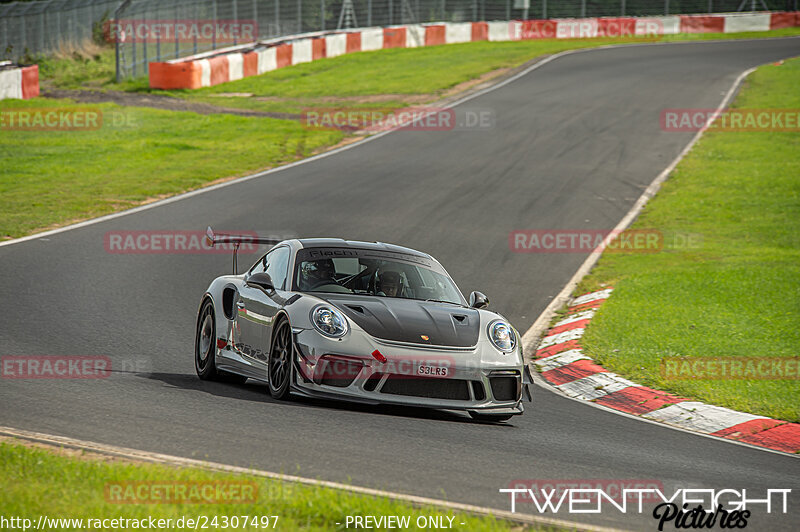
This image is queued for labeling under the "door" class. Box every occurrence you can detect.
[234,246,291,369]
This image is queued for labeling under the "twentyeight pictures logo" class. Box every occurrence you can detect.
[500,487,792,530]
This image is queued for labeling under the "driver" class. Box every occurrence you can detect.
[301,259,336,289]
[377,270,402,297]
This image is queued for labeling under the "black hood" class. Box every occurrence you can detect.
[320,295,480,347]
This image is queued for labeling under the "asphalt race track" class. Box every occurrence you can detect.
[2,38,799,530]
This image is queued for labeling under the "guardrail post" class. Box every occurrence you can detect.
[253,0,258,37]
[321,0,325,31]
[39,12,44,54]
[664,0,669,15]
[115,31,121,81]
[233,0,238,46]
[155,5,161,62]
[368,0,372,26]
[275,0,280,37]
[132,15,136,78]
[297,0,301,33]
[174,8,178,60]
[581,0,586,18]
[21,10,26,56]
[542,0,547,19]
[143,15,148,74]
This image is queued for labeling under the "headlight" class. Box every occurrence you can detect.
[488,320,516,353]
[310,305,349,338]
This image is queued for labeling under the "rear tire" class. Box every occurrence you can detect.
[268,318,294,400]
[468,411,514,423]
[195,298,247,384]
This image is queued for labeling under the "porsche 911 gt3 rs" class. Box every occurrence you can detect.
[195,228,532,422]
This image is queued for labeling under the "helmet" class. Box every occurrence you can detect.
[301,259,335,287]
[377,269,403,297]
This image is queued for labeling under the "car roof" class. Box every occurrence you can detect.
[295,238,433,259]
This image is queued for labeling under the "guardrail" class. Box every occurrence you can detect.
[112,0,798,80]
[147,11,800,89]
[1,1,797,76]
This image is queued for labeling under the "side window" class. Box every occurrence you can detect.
[249,254,267,275]
[264,246,291,290]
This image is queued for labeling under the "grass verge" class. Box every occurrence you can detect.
[576,57,800,422]
[0,99,341,238]
[0,439,544,531]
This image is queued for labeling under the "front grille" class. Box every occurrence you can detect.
[489,376,519,401]
[380,375,470,401]
[315,357,362,388]
[471,380,486,401]
[363,372,383,392]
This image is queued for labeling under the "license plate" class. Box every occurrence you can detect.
[417,364,449,378]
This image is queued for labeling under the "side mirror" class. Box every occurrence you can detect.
[469,291,489,309]
[246,272,275,292]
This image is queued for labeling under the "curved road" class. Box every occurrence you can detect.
[2,38,799,530]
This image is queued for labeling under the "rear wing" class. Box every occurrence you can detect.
[205,226,285,274]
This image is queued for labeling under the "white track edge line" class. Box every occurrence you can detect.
[0,426,626,532]
[2,37,797,250]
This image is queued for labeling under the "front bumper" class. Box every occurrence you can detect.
[290,328,532,414]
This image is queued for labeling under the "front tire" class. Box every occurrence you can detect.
[268,318,293,400]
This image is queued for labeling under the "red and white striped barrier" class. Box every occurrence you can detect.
[0,63,39,100]
[533,288,800,454]
[149,12,800,90]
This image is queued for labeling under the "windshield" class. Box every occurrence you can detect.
[292,247,464,305]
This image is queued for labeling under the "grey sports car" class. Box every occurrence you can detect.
[195,228,532,422]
